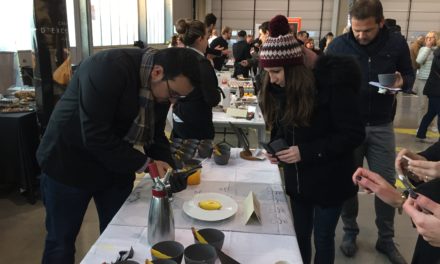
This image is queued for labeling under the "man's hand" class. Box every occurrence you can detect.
[214,45,224,51]
[404,194,440,247]
[391,71,404,88]
[276,146,301,164]
[240,60,249,67]
[154,160,172,177]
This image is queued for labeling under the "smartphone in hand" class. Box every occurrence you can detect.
[400,155,421,182]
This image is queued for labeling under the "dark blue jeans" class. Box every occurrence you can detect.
[40,173,133,264]
[417,96,440,139]
[291,198,342,264]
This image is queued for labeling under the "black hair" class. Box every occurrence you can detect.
[133,40,144,49]
[298,31,309,38]
[237,30,247,38]
[154,48,200,88]
[175,19,206,46]
[350,0,384,23]
[259,21,269,34]
[204,13,217,27]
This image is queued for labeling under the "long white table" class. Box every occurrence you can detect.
[81,149,302,264]
[212,109,266,144]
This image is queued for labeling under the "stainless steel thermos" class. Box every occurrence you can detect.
[147,163,175,245]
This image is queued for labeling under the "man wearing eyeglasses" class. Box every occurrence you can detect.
[36,47,201,264]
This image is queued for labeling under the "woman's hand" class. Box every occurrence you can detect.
[408,160,440,182]
[395,148,426,179]
[264,152,279,164]
[275,146,301,164]
[352,168,402,208]
[404,194,440,247]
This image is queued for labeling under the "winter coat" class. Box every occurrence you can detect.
[416,46,438,80]
[326,27,415,126]
[37,49,173,189]
[268,55,365,206]
[423,49,440,97]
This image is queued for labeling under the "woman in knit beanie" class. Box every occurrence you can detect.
[259,15,365,264]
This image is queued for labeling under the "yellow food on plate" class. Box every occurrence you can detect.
[151,248,171,259]
[198,200,222,210]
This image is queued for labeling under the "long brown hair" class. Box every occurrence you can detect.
[259,65,315,129]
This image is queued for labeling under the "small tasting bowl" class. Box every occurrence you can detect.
[213,152,230,165]
[152,260,177,264]
[151,240,184,264]
[197,142,213,158]
[171,137,184,144]
[183,139,200,145]
[195,228,225,250]
[184,244,217,264]
[378,73,396,87]
[215,143,231,154]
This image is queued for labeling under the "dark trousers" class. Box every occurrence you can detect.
[40,173,133,264]
[417,96,440,139]
[291,198,342,264]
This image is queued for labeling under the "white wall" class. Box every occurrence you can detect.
[173,0,193,24]
[212,0,335,39]
[209,0,440,41]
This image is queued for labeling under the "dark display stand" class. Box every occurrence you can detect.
[32,0,70,130]
[0,112,40,204]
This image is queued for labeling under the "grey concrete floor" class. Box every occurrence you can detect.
[0,93,437,263]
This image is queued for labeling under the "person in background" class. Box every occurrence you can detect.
[37,47,201,264]
[319,32,334,51]
[246,34,254,45]
[259,14,364,264]
[353,142,440,263]
[326,1,415,263]
[324,34,334,52]
[168,34,184,48]
[414,31,439,136]
[296,30,309,44]
[204,13,229,64]
[240,21,269,93]
[173,19,221,140]
[304,38,322,55]
[232,30,252,78]
[416,47,440,143]
[208,28,218,45]
[209,26,232,71]
[410,35,426,74]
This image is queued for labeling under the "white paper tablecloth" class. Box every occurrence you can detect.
[81,149,302,264]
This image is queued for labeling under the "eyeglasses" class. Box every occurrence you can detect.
[165,79,187,100]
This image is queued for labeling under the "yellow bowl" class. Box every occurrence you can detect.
[187,169,201,185]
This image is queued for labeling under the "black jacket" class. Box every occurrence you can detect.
[326,27,415,126]
[172,50,221,139]
[209,36,229,71]
[412,143,440,264]
[36,49,173,189]
[268,55,365,206]
[232,40,251,77]
[423,49,440,97]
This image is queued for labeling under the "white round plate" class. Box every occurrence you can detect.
[183,192,238,221]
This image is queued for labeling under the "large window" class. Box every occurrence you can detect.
[90,0,138,46]
[147,0,165,44]
[0,0,33,51]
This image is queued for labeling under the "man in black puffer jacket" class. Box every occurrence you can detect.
[326,0,414,263]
